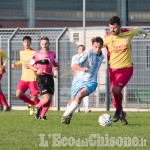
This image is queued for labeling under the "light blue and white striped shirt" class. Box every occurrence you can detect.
[73,48,104,82]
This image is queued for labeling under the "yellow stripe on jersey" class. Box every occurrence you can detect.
[103,28,144,69]
[16,49,37,81]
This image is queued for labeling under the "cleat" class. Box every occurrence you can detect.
[61,113,73,125]
[112,110,122,122]
[0,105,3,111]
[5,107,11,111]
[30,106,34,116]
[85,109,91,113]
[120,112,128,125]
[34,105,40,119]
[39,116,47,120]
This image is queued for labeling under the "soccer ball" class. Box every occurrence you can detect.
[98,114,112,127]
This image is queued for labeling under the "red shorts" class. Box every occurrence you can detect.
[17,80,39,96]
[0,74,3,85]
[109,66,133,90]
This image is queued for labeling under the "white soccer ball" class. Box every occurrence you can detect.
[98,113,112,127]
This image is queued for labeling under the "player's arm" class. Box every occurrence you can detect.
[11,51,22,68]
[0,49,8,71]
[72,52,89,72]
[73,64,88,72]
[53,54,59,71]
[133,28,148,38]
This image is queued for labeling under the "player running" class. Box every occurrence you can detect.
[103,16,148,125]
[28,36,59,120]
[61,37,104,124]
[11,36,40,115]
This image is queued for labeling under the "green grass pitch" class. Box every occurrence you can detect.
[0,110,149,150]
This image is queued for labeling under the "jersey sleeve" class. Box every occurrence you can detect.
[75,51,88,65]
[102,36,108,48]
[71,55,76,67]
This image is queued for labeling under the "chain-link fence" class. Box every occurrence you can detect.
[0,26,150,111]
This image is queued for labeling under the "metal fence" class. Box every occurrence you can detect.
[0,26,150,111]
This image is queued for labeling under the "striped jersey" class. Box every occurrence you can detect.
[74,48,104,82]
[103,28,142,69]
[71,53,81,67]
[15,49,37,81]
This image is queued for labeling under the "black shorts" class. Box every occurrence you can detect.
[36,75,54,95]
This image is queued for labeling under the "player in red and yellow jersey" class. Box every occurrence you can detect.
[11,36,40,115]
[103,16,148,125]
[0,49,11,111]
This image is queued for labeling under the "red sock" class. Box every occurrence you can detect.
[0,93,9,108]
[113,93,123,111]
[35,99,40,105]
[40,103,50,118]
[19,94,34,106]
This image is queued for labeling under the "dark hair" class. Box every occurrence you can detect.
[23,36,31,42]
[40,36,49,42]
[78,45,85,50]
[91,37,103,46]
[109,16,121,26]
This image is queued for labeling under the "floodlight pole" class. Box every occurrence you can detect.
[83,0,86,48]
[28,0,35,28]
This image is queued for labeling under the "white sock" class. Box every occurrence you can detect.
[63,101,80,117]
[83,96,90,111]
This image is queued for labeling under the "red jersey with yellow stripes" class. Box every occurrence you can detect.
[103,28,140,69]
[0,49,8,74]
[15,49,37,81]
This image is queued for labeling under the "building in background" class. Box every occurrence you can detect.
[0,0,150,28]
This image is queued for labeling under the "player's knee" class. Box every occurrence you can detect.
[16,93,22,99]
[112,87,121,96]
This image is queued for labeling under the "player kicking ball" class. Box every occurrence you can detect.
[61,37,104,124]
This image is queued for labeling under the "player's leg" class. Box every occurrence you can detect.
[29,81,40,115]
[83,96,91,113]
[62,87,88,124]
[0,86,10,111]
[0,74,10,111]
[16,80,34,106]
[110,67,133,124]
[39,94,53,120]
[34,75,54,119]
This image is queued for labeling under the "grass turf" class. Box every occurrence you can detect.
[0,110,149,150]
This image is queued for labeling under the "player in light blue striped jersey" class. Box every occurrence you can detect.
[61,37,104,124]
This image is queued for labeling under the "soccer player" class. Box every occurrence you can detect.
[61,37,104,124]
[103,16,148,125]
[28,36,59,120]
[70,45,91,113]
[11,36,40,115]
[0,48,11,111]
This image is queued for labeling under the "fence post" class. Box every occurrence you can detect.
[8,28,19,106]
[55,27,68,110]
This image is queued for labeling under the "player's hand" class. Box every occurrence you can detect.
[0,66,5,71]
[11,63,15,68]
[143,34,148,38]
[81,67,89,72]
[24,64,29,69]
[37,69,43,74]
[54,67,59,71]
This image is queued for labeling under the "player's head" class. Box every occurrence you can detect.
[77,45,85,54]
[92,37,103,56]
[40,36,50,51]
[109,16,121,35]
[23,36,31,49]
